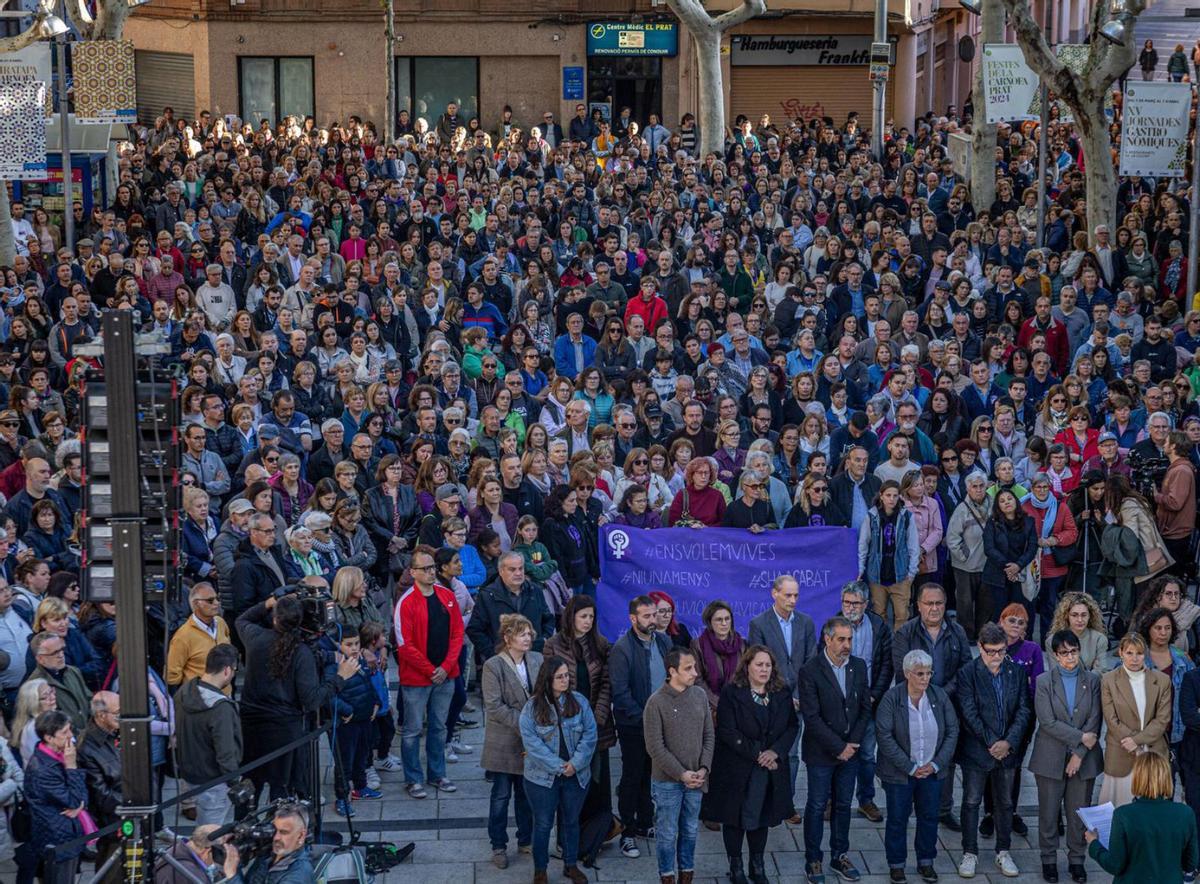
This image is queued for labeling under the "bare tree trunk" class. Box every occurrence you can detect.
[667,0,766,159]
[970,0,1004,215]
[0,185,13,268]
[383,0,395,144]
[1075,93,1119,235]
[693,29,724,159]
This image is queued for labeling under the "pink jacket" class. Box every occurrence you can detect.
[905,494,943,574]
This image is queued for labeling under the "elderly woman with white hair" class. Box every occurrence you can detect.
[283,525,324,582]
[875,649,960,883]
[745,443,792,525]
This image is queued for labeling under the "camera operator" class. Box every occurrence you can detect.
[1154,430,1197,580]
[236,592,357,803]
[224,802,313,884]
[153,825,240,884]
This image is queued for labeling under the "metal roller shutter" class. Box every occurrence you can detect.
[730,66,895,129]
[134,50,195,125]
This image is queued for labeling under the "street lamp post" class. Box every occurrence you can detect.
[1188,107,1200,303]
[55,17,72,249]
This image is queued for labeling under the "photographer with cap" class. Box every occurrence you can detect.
[237,590,358,804]
[223,801,313,884]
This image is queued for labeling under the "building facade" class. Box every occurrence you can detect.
[125,0,1089,134]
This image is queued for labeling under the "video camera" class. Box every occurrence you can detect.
[1128,448,1169,500]
[209,797,311,866]
[272,583,335,636]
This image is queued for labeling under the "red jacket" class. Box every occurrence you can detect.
[1022,497,1079,579]
[394,583,464,687]
[1017,315,1070,376]
[1053,427,1100,481]
[624,294,669,334]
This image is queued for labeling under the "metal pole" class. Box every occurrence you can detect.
[1036,81,1048,249]
[56,29,72,250]
[1188,106,1200,305]
[103,311,155,880]
[871,0,887,160]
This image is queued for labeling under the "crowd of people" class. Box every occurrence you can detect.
[0,72,1197,883]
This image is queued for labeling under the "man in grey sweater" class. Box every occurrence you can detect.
[643,648,715,884]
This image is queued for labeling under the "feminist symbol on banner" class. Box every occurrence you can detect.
[608,529,631,560]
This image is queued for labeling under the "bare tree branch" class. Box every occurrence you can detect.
[0,0,58,53]
[714,0,767,31]
[65,0,96,40]
[997,0,1068,90]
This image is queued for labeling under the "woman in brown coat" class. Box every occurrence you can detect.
[1099,632,1173,807]
[481,614,544,869]
[543,594,616,817]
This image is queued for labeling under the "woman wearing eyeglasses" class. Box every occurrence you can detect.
[1029,630,1103,884]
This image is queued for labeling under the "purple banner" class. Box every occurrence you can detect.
[596,524,859,641]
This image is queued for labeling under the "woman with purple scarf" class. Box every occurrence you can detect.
[691,599,747,712]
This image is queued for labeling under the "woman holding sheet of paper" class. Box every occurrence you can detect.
[1086,752,1198,883]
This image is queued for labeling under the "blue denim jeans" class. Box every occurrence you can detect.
[400,680,454,785]
[803,758,859,864]
[651,780,703,876]
[883,776,942,868]
[488,771,533,851]
[856,717,877,805]
[525,774,587,871]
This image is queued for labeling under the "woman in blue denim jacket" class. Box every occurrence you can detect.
[1140,606,1196,746]
[518,656,598,884]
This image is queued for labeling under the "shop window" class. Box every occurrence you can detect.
[394,57,479,133]
[238,57,314,126]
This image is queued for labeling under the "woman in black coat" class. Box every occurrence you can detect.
[701,644,799,884]
[982,487,1039,624]
[360,454,421,580]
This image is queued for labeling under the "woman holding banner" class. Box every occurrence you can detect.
[784,472,849,528]
[667,458,726,528]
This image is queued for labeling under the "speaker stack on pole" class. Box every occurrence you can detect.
[77,312,182,880]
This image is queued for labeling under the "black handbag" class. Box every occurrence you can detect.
[1051,540,1077,567]
[9,790,31,843]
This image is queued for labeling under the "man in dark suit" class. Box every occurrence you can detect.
[840,582,894,824]
[954,622,1032,879]
[748,575,817,823]
[798,616,872,884]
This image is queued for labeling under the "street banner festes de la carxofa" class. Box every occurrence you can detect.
[596,524,859,641]
[982,44,1038,124]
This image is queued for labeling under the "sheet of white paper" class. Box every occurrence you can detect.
[1077,802,1115,848]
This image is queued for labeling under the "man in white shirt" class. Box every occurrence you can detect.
[197,265,237,331]
[9,201,35,257]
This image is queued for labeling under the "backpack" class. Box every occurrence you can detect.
[577,809,617,868]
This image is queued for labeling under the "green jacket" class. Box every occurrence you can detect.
[1088,796,1198,883]
[513,540,558,583]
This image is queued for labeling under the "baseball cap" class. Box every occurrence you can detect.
[645,403,663,419]
[228,499,255,515]
[435,483,461,502]
[257,424,281,440]
[1097,431,1117,444]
